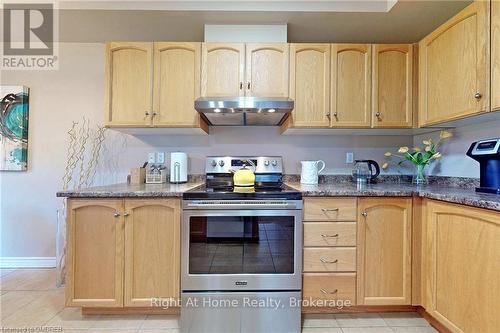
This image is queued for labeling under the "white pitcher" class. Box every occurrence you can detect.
[300,160,325,184]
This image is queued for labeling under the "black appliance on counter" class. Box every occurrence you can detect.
[466,138,500,194]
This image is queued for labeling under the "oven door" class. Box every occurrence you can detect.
[182,208,302,292]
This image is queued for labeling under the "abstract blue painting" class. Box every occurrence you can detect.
[0,86,29,171]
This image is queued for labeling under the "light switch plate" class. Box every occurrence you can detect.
[148,152,156,164]
[346,152,354,164]
[157,152,165,164]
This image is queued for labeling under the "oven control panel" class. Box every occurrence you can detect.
[205,156,283,174]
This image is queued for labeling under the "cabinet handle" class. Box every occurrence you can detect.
[321,233,339,238]
[322,208,339,212]
[375,112,381,120]
[240,82,243,90]
[361,212,368,217]
[333,112,338,118]
[145,111,150,116]
[123,212,130,217]
[320,288,338,295]
[152,112,158,117]
[474,92,482,100]
[326,112,331,120]
[113,212,120,217]
[320,257,338,264]
[247,82,251,90]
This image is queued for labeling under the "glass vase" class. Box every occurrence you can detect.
[412,164,428,185]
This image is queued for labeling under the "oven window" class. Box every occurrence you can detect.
[189,216,295,274]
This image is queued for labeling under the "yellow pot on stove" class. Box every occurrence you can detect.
[233,164,256,187]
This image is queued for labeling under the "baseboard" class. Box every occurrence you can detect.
[0,257,56,268]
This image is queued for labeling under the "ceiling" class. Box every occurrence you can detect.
[58,0,472,43]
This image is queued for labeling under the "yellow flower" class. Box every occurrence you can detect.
[413,147,421,152]
[382,162,389,169]
[423,139,432,145]
[425,146,432,152]
[384,152,392,157]
[398,147,409,153]
[440,130,453,139]
[432,152,442,159]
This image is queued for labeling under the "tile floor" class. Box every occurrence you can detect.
[0,269,438,333]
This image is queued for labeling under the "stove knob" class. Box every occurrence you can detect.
[271,160,278,166]
[211,160,217,167]
[264,160,270,166]
[219,160,225,167]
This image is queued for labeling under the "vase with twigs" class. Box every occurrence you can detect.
[382,130,453,185]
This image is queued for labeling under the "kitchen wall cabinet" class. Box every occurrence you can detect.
[105,42,153,126]
[66,200,124,307]
[357,198,412,305]
[153,42,203,128]
[492,0,500,111]
[66,198,180,308]
[423,200,500,333]
[124,199,180,307]
[201,43,245,97]
[330,44,372,128]
[245,43,289,97]
[372,44,413,128]
[287,44,331,127]
[418,1,490,126]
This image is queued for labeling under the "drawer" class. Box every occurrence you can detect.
[304,198,357,221]
[303,247,356,272]
[303,273,356,304]
[304,222,356,247]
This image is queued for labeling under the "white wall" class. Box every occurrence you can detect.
[413,120,500,177]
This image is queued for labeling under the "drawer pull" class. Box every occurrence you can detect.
[320,257,338,264]
[322,208,339,212]
[320,288,338,295]
[321,233,339,238]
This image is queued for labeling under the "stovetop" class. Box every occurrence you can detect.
[183,184,302,200]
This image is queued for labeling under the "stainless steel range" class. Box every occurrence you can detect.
[181,156,302,333]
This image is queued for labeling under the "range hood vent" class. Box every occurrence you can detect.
[195,97,294,126]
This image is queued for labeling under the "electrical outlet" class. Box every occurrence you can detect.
[148,152,156,164]
[157,152,165,164]
[346,152,354,164]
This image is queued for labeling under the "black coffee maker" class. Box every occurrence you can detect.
[466,138,500,194]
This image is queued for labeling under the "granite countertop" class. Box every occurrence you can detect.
[286,182,500,212]
[56,181,203,198]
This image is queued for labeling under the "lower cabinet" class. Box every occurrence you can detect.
[357,197,412,305]
[424,200,500,333]
[66,198,180,308]
[303,273,356,305]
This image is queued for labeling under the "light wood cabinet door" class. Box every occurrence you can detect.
[124,199,181,307]
[303,197,357,221]
[153,42,201,127]
[372,44,413,128]
[303,273,356,304]
[492,0,500,111]
[66,200,124,307]
[105,42,153,126]
[424,200,500,333]
[201,43,245,97]
[245,43,289,97]
[288,44,331,127]
[357,198,412,305]
[303,222,357,247]
[331,44,371,128]
[418,1,490,126]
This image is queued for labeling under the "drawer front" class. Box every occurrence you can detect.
[304,222,356,247]
[303,248,356,272]
[303,273,356,303]
[304,198,357,221]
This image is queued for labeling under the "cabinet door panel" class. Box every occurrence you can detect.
[105,42,153,126]
[153,42,201,127]
[492,0,500,111]
[124,199,181,307]
[419,1,489,125]
[66,200,124,307]
[425,201,500,333]
[246,43,289,97]
[289,44,331,127]
[357,198,412,305]
[372,44,413,128]
[331,44,371,128]
[303,273,356,304]
[201,43,245,97]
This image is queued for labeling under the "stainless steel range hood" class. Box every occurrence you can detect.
[195,97,294,126]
